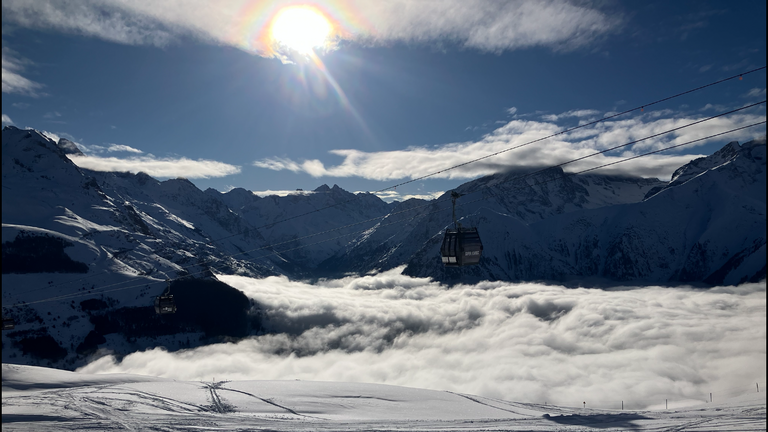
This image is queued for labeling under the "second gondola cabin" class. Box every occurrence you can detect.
[154,295,177,314]
[154,279,177,314]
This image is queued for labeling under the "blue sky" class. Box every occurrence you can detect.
[2,0,765,202]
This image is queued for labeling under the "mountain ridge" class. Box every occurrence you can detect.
[3,125,764,286]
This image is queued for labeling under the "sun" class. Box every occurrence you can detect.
[270,6,332,55]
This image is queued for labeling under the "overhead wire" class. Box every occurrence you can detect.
[8,116,764,308]
[458,100,766,197]
[381,67,766,192]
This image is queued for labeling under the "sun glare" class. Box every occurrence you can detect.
[271,6,332,55]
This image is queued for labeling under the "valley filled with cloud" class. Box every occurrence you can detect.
[78,268,766,411]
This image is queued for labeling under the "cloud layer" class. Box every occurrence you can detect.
[2,0,618,59]
[35,131,240,179]
[79,269,767,410]
[68,154,241,179]
[254,108,767,181]
[1,47,44,97]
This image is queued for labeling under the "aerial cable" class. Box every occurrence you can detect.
[16,248,141,296]
[459,100,766,196]
[211,100,767,255]
[381,67,766,192]
[452,120,767,213]
[9,119,764,308]
[203,66,767,244]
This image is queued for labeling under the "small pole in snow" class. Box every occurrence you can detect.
[757,383,760,393]
[583,401,586,409]
[710,393,713,402]
[665,399,668,409]
[621,401,623,410]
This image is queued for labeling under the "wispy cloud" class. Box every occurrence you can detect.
[43,111,66,124]
[251,189,316,197]
[1,114,13,126]
[68,155,240,179]
[253,157,303,173]
[745,88,767,99]
[1,47,44,97]
[700,103,728,112]
[31,127,238,179]
[78,143,143,153]
[253,105,766,181]
[78,270,767,410]
[540,109,601,122]
[248,188,441,202]
[2,0,176,47]
[106,143,143,153]
[2,0,619,59]
[367,190,444,203]
[39,130,61,143]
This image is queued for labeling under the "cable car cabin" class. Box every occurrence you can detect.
[154,295,177,314]
[2,317,15,330]
[441,227,483,267]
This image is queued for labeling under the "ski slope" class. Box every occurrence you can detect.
[2,364,765,431]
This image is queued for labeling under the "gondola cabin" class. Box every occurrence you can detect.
[154,295,177,314]
[2,317,16,330]
[441,190,484,267]
[441,227,483,267]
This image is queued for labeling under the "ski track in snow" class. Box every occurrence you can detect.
[217,384,321,419]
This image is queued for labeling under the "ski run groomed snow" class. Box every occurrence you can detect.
[2,364,766,431]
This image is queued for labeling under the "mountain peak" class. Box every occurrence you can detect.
[314,184,331,192]
[57,138,84,156]
[712,140,741,159]
[666,139,745,189]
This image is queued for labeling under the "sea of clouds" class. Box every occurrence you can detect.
[78,267,766,410]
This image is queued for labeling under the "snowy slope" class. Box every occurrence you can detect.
[2,364,765,431]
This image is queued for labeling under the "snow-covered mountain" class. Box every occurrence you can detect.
[1,126,393,284]
[206,183,392,270]
[2,125,765,369]
[319,166,669,278]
